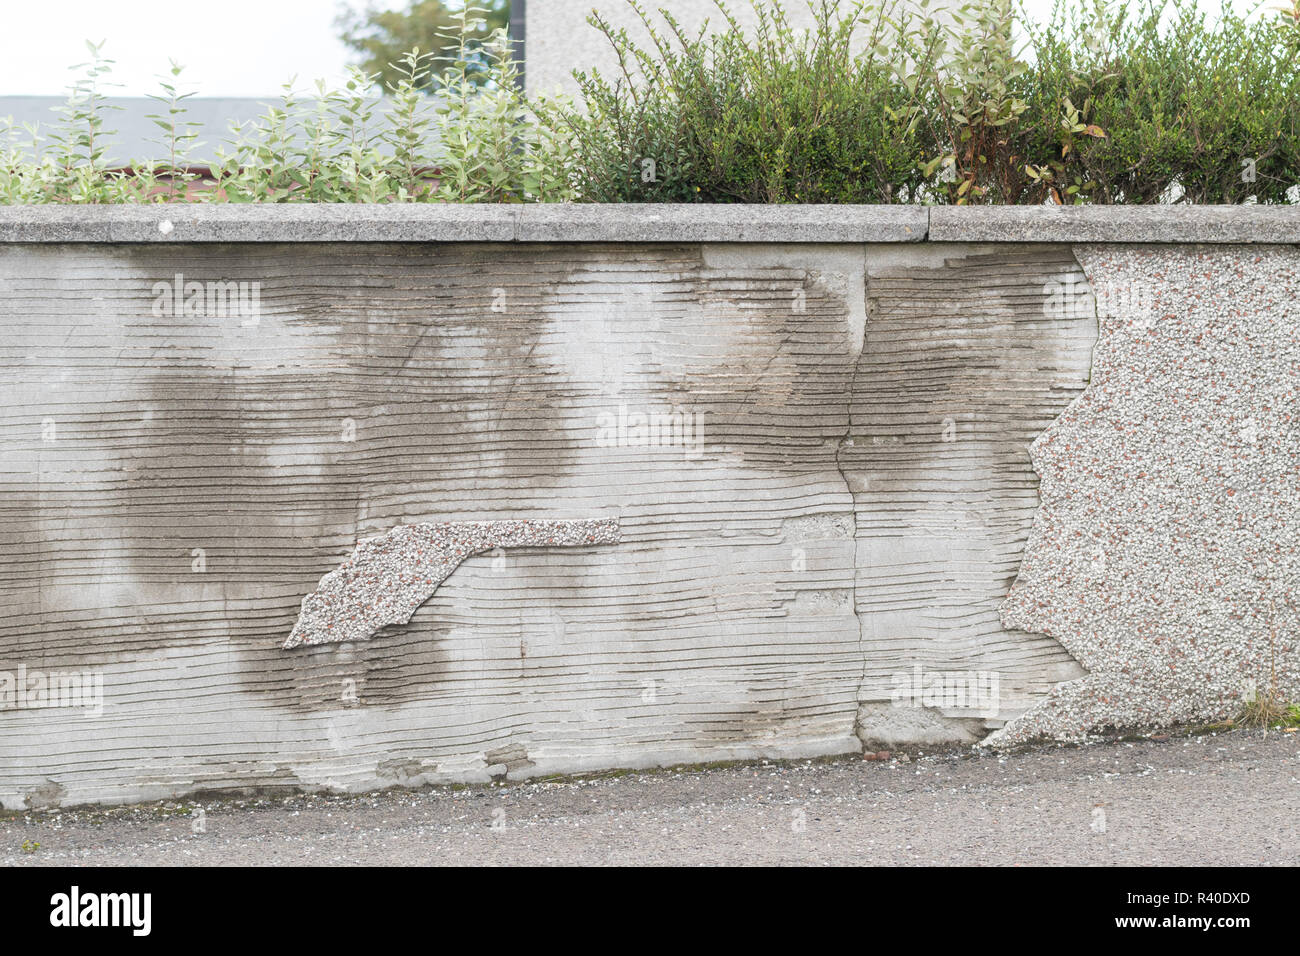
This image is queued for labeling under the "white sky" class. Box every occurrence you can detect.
[0,0,1279,97]
[0,0,364,97]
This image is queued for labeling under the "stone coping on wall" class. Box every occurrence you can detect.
[0,203,1297,244]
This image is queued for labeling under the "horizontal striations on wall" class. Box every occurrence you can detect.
[0,206,1293,807]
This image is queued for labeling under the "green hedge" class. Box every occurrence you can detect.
[2,0,1297,204]
[568,0,1300,205]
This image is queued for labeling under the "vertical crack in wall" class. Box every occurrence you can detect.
[846,244,1093,747]
[843,248,869,748]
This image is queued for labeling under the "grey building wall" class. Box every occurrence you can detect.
[0,96,446,165]
[0,97,281,165]
[523,0,960,97]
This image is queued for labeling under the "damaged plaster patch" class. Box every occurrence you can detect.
[855,703,986,749]
[986,245,1300,747]
[284,518,621,648]
[484,743,536,779]
[24,779,67,810]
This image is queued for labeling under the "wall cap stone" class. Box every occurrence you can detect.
[0,204,925,244]
[928,205,1300,243]
[0,203,1296,243]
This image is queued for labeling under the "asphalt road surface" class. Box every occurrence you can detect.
[4,728,1297,866]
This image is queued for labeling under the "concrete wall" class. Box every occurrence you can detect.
[0,204,1296,809]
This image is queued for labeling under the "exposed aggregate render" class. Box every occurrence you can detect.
[988,245,1300,746]
[284,518,621,648]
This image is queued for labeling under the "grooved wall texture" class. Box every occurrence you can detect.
[0,237,1289,808]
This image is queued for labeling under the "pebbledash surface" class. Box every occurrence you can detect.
[0,204,1296,808]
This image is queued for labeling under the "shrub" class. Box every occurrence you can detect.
[566,0,1300,205]
[1023,0,1300,204]
[564,0,936,203]
[0,8,580,204]
[903,0,1064,204]
[1,0,1297,205]
[209,7,581,204]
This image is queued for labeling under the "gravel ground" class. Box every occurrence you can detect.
[3,727,1298,866]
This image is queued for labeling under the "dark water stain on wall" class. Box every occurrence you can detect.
[0,238,1101,804]
[850,244,1095,720]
